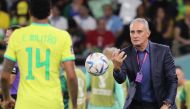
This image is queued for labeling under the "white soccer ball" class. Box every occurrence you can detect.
[85,52,109,76]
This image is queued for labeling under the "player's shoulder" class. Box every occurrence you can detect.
[150,42,170,53]
[10,26,28,39]
[49,26,70,36]
[13,25,31,34]
[12,26,25,34]
[150,41,169,49]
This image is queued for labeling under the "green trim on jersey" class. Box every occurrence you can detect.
[4,55,16,62]
[31,22,50,26]
[62,57,75,62]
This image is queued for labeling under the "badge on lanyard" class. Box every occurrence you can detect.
[135,71,143,83]
[135,52,147,83]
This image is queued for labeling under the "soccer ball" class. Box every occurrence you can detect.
[85,52,109,76]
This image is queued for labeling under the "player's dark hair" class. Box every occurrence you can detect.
[29,0,52,19]
[175,65,182,70]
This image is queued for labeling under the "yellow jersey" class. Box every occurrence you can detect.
[4,23,75,109]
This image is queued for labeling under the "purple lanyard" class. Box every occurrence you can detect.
[137,52,148,70]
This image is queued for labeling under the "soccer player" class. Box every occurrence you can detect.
[0,0,78,109]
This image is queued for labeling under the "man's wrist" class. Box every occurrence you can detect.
[163,100,171,108]
[114,68,120,72]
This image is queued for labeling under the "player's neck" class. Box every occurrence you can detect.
[32,17,49,24]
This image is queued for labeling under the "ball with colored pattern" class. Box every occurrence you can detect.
[85,52,109,76]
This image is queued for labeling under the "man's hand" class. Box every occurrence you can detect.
[160,104,170,109]
[2,97,15,109]
[111,49,127,70]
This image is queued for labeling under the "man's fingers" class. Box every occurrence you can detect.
[118,51,125,59]
[111,52,116,60]
[112,49,120,59]
[121,55,127,61]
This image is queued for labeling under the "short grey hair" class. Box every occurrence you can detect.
[129,18,150,32]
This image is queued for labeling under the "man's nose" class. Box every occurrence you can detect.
[133,32,139,38]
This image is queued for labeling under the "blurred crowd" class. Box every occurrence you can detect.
[1,0,190,65]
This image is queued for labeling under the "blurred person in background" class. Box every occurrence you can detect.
[67,18,86,65]
[176,66,190,109]
[60,67,87,109]
[0,3,10,30]
[49,4,68,30]
[115,25,131,49]
[73,5,97,32]
[10,0,30,26]
[85,18,115,52]
[176,0,190,20]
[174,8,190,56]
[63,0,84,18]
[0,3,10,63]
[0,0,78,109]
[87,47,125,109]
[103,4,124,37]
[152,6,174,48]
[135,4,147,18]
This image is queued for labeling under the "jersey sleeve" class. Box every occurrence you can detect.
[61,32,75,62]
[4,30,17,62]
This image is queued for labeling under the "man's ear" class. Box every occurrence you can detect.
[147,30,151,38]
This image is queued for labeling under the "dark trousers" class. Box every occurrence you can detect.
[128,100,159,109]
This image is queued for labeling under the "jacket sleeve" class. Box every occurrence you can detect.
[164,47,178,105]
[113,61,127,84]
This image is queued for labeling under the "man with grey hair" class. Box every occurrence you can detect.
[112,18,177,109]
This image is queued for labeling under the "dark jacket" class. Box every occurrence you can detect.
[113,42,177,109]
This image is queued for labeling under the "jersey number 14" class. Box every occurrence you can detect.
[26,48,50,80]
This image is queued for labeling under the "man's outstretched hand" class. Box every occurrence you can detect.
[111,49,127,71]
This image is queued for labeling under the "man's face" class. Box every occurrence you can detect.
[97,19,106,31]
[176,68,184,86]
[4,29,13,45]
[79,6,88,16]
[103,6,112,17]
[130,22,150,47]
[51,6,60,17]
